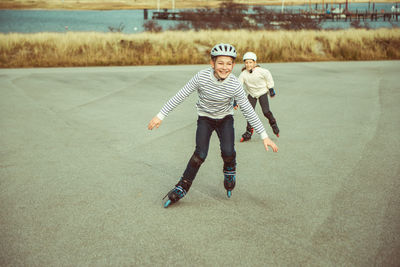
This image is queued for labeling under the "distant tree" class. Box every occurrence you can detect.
[217,0,251,29]
[252,6,277,30]
[350,20,361,28]
[179,0,251,30]
[180,8,218,30]
[175,0,325,31]
[108,23,125,33]
[280,14,322,30]
[350,20,370,29]
[143,20,162,32]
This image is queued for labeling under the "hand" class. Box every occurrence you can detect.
[233,100,238,110]
[269,88,276,98]
[148,116,162,130]
[263,137,279,152]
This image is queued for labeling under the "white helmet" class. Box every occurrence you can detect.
[210,43,237,59]
[243,52,257,62]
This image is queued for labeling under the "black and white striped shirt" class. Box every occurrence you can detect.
[157,67,268,139]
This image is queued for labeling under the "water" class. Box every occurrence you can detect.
[0,3,398,34]
[0,9,178,33]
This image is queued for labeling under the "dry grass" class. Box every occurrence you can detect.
[0,0,392,10]
[1,29,399,68]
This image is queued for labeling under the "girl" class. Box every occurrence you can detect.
[238,52,280,142]
[148,44,278,208]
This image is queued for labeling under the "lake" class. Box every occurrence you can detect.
[0,3,399,34]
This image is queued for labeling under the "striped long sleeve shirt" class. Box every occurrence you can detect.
[157,67,268,139]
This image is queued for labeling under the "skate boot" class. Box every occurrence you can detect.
[271,123,280,137]
[223,166,236,198]
[265,111,279,137]
[163,178,192,208]
[240,127,254,142]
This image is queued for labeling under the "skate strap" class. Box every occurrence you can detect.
[174,186,187,198]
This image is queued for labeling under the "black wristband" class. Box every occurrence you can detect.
[269,88,276,97]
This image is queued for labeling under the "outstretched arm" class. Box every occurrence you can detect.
[148,73,199,131]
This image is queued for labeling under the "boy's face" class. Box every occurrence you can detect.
[244,59,256,72]
[210,56,235,80]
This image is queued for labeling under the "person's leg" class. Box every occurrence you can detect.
[246,94,257,131]
[258,93,270,115]
[241,95,257,142]
[216,115,235,165]
[216,115,236,196]
[259,93,279,136]
[180,116,213,190]
[165,116,214,206]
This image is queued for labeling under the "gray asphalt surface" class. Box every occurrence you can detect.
[1,61,399,266]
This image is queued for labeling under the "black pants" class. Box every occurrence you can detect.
[246,93,276,130]
[182,115,236,184]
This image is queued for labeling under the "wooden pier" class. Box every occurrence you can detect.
[151,9,400,23]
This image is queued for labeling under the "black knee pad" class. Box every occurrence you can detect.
[189,153,205,169]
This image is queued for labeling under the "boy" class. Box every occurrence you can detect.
[148,44,278,208]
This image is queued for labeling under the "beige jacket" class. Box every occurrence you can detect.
[238,67,274,98]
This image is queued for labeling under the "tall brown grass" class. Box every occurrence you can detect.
[1,29,399,68]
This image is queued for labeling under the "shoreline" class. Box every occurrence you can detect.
[0,0,396,10]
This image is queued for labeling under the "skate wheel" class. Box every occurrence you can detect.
[276,133,279,137]
[240,138,244,142]
[164,199,171,208]
[227,191,232,198]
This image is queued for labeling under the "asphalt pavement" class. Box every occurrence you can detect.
[1,61,399,266]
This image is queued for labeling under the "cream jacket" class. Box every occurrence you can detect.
[238,67,274,98]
